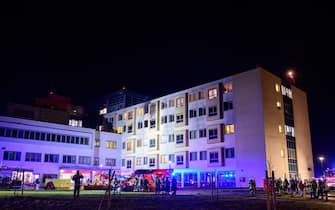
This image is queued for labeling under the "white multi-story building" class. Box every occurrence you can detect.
[0,116,121,184]
[105,68,314,188]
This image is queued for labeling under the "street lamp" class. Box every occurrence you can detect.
[286,69,296,84]
[318,156,325,177]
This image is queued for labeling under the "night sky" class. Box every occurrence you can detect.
[1,3,334,175]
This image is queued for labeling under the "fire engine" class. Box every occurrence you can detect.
[324,168,335,191]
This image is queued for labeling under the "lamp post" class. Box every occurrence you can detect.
[318,156,325,177]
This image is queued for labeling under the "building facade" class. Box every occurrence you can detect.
[104,68,314,188]
[0,116,121,185]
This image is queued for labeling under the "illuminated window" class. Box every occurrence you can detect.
[176,114,184,123]
[176,97,185,107]
[137,108,144,116]
[160,155,168,164]
[281,85,293,98]
[123,112,127,120]
[126,142,132,151]
[149,158,155,167]
[117,126,123,134]
[276,101,282,109]
[128,111,133,120]
[94,139,100,147]
[278,125,283,133]
[198,91,205,99]
[169,100,175,107]
[176,155,184,165]
[106,141,117,149]
[208,128,218,139]
[136,157,142,166]
[223,83,233,93]
[209,152,219,163]
[275,83,281,92]
[225,124,235,134]
[285,125,295,137]
[137,139,142,147]
[99,108,107,115]
[208,88,218,99]
[280,149,285,158]
[188,93,197,102]
[68,119,82,127]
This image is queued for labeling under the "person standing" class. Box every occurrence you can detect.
[171,176,177,196]
[72,170,83,199]
[35,178,40,191]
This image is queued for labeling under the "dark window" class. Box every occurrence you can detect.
[144,120,148,128]
[225,148,235,158]
[223,101,233,111]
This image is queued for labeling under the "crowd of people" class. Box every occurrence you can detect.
[270,177,330,201]
[130,174,177,196]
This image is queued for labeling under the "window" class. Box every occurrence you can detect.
[176,155,184,165]
[161,116,167,124]
[225,124,235,134]
[176,134,184,144]
[198,91,205,99]
[169,100,175,107]
[209,128,218,139]
[190,152,197,161]
[137,108,144,116]
[63,155,76,164]
[24,130,29,139]
[276,101,282,109]
[117,126,123,134]
[208,88,218,99]
[176,114,184,123]
[137,139,142,147]
[122,142,126,149]
[189,93,197,102]
[281,85,293,99]
[149,158,155,167]
[128,125,133,133]
[126,142,132,151]
[200,151,207,160]
[3,151,21,161]
[79,156,91,165]
[128,111,134,120]
[169,154,175,163]
[25,152,41,162]
[224,101,233,111]
[209,152,219,163]
[136,157,142,166]
[105,158,116,166]
[208,106,217,116]
[150,119,156,128]
[161,102,168,109]
[169,115,175,122]
[68,119,82,127]
[144,103,149,114]
[189,110,197,118]
[223,83,233,93]
[168,134,174,142]
[118,114,123,121]
[150,104,156,115]
[143,157,148,165]
[126,160,132,168]
[144,120,148,128]
[138,122,143,129]
[275,83,281,92]
[123,125,126,133]
[225,148,235,158]
[122,159,125,167]
[278,125,283,133]
[94,157,99,166]
[0,127,4,136]
[285,125,295,137]
[160,155,168,164]
[123,112,127,120]
[106,141,117,149]
[44,154,59,163]
[176,97,185,107]
[199,107,206,116]
[199,129,206,138]
[189,130,197,139]
[149,139,156,148]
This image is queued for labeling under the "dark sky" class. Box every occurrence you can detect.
[1,3,334,175]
